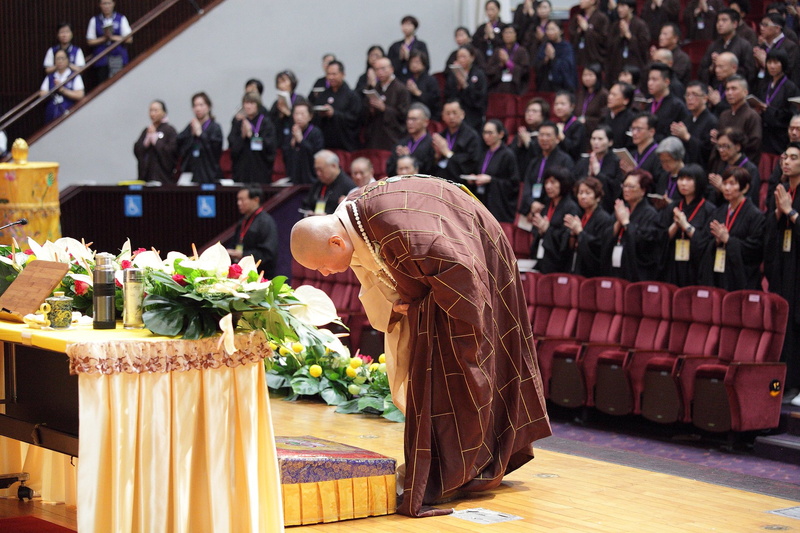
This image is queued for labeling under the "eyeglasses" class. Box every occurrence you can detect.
[717,143,734,150]
[622,183,640,189]
[685,92,705,98]
[760,21,779,27]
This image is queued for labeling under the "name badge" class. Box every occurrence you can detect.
[476,185,486,195]
[536,240,545,259]
[192,147,200,158]
[697,20,705,30]
[438,158,448,169]
[622,46,629,59]
[612,244,623,268]
[579,38,585,50]
[713,247,726,273]
[783,229,793,252]
[314,200,327,215]
[235,244,243,253]
[532,183,543,198]
[675,239,690,261]
[250,136,264,151]
[501,70,513,83]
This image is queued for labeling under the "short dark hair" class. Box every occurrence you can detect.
[484,118,507,139]
[592,124,615,145]
[721,166,751,192]
[582,63,603,88]
[766,48,789,74]
[676,163,708,198]
[455,26,471,38]
[614,82,635,107]
[718,8,741,24]
[661,22,682,40]
[245,78,264,95]
[767,2,788,16]
[458,43,477,58]
[649,62,673,81]
[719,127,746,149]
[575,176,604,199]
[241,184,264,202]
[730,0,750,14]
[409,49,430,71]
[526,97,551,120]
[620,64,641,86]
[401,15,419,28]
[725,74,748,92]
[555,90,576,107]
[633,112,657,131]
[57,21,73,33]
[152,99,167,114]
[293,96,311,113]
[275,70,298,92]
[687,80,709,95]
[626,169,655,194]
[544,166,574,197]
[485,0,501,9]
[764,11,786,28]
[538,120,559,136]
[327,60,344,74]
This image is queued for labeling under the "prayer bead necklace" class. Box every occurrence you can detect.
[349,202,398,289]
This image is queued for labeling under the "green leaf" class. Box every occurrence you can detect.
[320,386,348,406]
[382,404,406,423]
[334,398,362,414]
[266,371,289,390]
[291,375,321,396]
[357,396,384,412]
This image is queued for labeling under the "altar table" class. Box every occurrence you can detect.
[0,322,283,532]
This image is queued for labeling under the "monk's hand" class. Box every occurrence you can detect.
[392,300,409,316]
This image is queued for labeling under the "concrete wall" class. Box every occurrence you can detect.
[32,0,485,188]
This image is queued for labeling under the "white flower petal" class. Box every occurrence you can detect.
[132,250,163,270]
[237,256,258,278]
[288,285,339,326]
[217,313,237,355]
[180,243,230,275]
[118,239,132,262]
[67,272,93,287]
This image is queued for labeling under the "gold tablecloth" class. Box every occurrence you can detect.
[0,162,61,247]
[0,322,283,532]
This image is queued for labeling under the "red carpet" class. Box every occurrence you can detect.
[0,515,74,532]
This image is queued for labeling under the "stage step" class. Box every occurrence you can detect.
[754,433,800,465]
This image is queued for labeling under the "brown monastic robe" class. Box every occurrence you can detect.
[336,176,551,517]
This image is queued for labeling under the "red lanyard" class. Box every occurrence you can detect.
[546,199,558,220]
[239,205,265,242]
[581,209,593,228]
[725,199,745,231]
[679,198,706,223]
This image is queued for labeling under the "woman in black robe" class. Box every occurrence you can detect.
[565,177,613,276]
[698,166,765,290]
[571,125,623,213]
[465,119,519,223]
[530,167,580,273]
[552,90,586,162]
[755,49,800,155]
[177,91,223,183]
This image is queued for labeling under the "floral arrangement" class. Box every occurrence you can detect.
[0,237,403,421]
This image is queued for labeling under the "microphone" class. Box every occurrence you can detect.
[0,219,28,231]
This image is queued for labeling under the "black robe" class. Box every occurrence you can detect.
[231,208,279,278]
[682,108,718,166]
[133,122,178,183]
[312,82,362,151]
[659,196,716,286]
[434,124,483,184]
[444,65,488,131]
[520,148,575,214]
[283,124,324,185]
[632,141,667,192]
[386,133,436,177]
[757,75,800,155]
[485,44,530,95]
[698,35,755,85]
[387,37,429,81]
[228,113,277,184]
[647,93,690,142]
[604,200,663,282]
[571,207,614,277]
[300,171,356,214]
[600,107,636,150]
[177,119,223,183]
[698,198,765,290]
[558,115,586,162]
[569,9,609,68]
[572,152,624,213]
[532,196,581,273]
[472,144,519,223]
[361,78,411,150]
[407,72,441,119]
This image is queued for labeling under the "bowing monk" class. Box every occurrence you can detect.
[290,175,551,517]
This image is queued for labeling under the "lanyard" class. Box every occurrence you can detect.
[446,130,459,151]
[581,92,596,116]
[248,114,264,133]
[650,97,664,115]
[766,75,788,106]
[239,206,265,242]
[536,157,547,183]
[481,148,497,174]
[546,198,558,220]
[725,199,745,231]
[581,208,593,228]
[407,133,428,153]
[666,176,678,198]
[737,156,749,168]
[302,124,314,140]
[679,198,706,223]
[202,119,211,132]
[563,115,577,132]
[635,143,658,167]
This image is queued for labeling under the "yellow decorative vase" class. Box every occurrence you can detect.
[11,139,29,165]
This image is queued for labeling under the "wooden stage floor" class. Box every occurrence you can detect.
[3,394,800,532]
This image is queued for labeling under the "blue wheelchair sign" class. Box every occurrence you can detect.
[197,195,216,218]
[124,195,143,217]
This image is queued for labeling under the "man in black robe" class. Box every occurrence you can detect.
[360,58,411,150]
[312,60,362,151]
[430,99,482,183]
[300,150,355,215]
[226,185,278,278]
[670,81,718,165]
[386,103,435,176]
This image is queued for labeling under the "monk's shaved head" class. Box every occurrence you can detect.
[291,215,354,276]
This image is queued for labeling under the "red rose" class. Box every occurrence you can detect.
[115,279,123,288]
[228,264,243,279]
[172,274,188,286]
[23,249,34,255]
[74,280,89,296]
[6,253,12,260]
[358,354,373,365]
[133,248,147,257]
[120,259,132,269]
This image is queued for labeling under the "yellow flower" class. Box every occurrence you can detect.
[369,363,379,372]
[279,346,291,356]
[292,342,304,353]
[268,341,278,351]
[379,353,386,364]
[378,363,387,374]
[349,357,363,369]
[309,364,323,378]
[346,366,358,378]
[348,384,362,396]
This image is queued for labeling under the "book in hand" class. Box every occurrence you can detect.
[312,105,329,112]
[612,147,636,168]
[460,174,479,181]
[515,213,534,233]
[449,64,465,75]
[746,94,766,108]
[788,96,800,104]
[276,90,293,110]
[362,88,382,103]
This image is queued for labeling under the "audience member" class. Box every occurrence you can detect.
[177,92,223,183]
[572,124,623,213]
[472,0,506,59]
[670,81,718,165]
[654,22,690,85]
[576,63,608,149]
[308,53,336,104]
[520,121,575,215]
[619,65,646,109]
[620,113,666,188]
[755,49,800,155]
[355,46,386,95]
[660,163,715,285]
[361,57,410,150]
[698,166,765,290]
[730,0,759,46]
[569,0,609,69]
[269,71,299,148]
[764,142,800,405]
[698,9,755,85]
[227,185,279,278]
[387,16,428,81]
[522,0,554,57]
[301,150,355,215]
[606,169,662,281]
[445,27,486,71]
[600,82,637,150]
[465,119,519,223]
[646,63,689,141]
[534,21,576,93]
[708,127,760,203]
[444,44,488,130]
[386,103,435,177]
[313,60,362,151]
[395,155,419,175]
[486,25,530,94]
[243,78,267,114]
[684,0,726,41]
[641,0,680,46]
[706,51,739,116]
[43,22,85,74]
[755,12,800,87]
[513,96,549,173]
[552,91,586,161]
[283,98,324,185]
[133,99,177,183]
[565,177,614,275]
[649,48,685,99]
[431,99,482,182]
[606,0,651,87]
[39,49,85,123]
[228,91,277,184]
[404,50,440,119]
[512,0,538,43]
[529,167,580,273]
[768,115,800,198]
[349,157,376,188]
[713,75,763,164]
[86,0,131,83]
[654,136,686,203]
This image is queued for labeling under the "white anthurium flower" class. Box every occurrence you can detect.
[317,328,350,358]
[241,280,272,292]
[27,238,50,261]
[237,256,259,278]
[55,237,94,264]
[42,241,70,263]
[288,285,339,326]
[164,251,188,273]
[209,282,250,299]
[117,239,132,263]
[179,242,230,276]
[132,250,164,271]
[115,269,124,287]
[66,272,93,287]
[217,313,238,355]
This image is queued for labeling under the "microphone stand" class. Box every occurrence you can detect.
[0,219,27,231]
